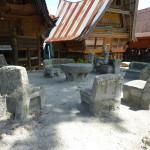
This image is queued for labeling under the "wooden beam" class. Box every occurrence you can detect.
[107,8,130,15]
[89,33,129,39]
[94,26,128,31]
[121,0,127,28]
[85,49,126,53]
[27,49,31,70]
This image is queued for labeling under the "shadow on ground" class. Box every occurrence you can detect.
[0,71,131,150]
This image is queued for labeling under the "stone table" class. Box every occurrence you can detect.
[60,63,93,81]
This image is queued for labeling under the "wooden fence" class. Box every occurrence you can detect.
[123,48,150,62]
[0,32,41,70]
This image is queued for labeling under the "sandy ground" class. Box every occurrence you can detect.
[0,70,150,150]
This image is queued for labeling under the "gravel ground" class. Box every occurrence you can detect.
[0,70,150,150]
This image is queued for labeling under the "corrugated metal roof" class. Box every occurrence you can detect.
[46,0,112,42]
[135,7,150,38]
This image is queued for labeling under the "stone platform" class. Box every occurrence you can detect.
[60,63,93,81]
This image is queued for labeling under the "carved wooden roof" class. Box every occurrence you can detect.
[34,0,55,27]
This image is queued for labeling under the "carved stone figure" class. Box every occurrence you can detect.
[95,45,109,67]
[88,52,95,63]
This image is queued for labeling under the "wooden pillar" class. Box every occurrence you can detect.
[37,35,41,69]
[27,49,31,70]
[12,28,18,65]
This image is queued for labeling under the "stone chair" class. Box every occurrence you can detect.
[0,66,45,121]
[123,65,150,110]
[44,67,61,78]
[125,62,149,80]
[0,54,8,68]
[80,74,123,117]
[95,59,121,74]
[43,59,61,78]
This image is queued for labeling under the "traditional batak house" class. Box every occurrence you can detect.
[0,0,54,70]
[124,7,150,62]
[46,0,139,61]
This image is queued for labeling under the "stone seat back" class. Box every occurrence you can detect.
[0,54,8,67]
[129,62,149,70]
[91,74,123,102]
[95,58,121,74]
[109,59,121,74]
[80,74,123,117]
[43,58,74,69]
[0,66,45,121]
[0,66,29,121]
[125,62,150,80]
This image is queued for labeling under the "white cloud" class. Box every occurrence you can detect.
[47,0,150,15]
[138,0,150,10]
[48,6,57,15]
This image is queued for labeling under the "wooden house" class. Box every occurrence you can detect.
[0,0,54,70]
[46,0,139,61]
[124,7,150,62]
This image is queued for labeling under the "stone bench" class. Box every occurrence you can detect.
[0,66,45,121]
[80,74,123,117]
[123,65,150,110]
[43,58,74,77]
[125,62,149,79]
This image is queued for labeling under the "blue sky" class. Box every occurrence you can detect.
[46,0,150,15]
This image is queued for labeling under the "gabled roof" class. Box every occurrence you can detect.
[35,0,55,27]
[46,0,139,42]
[135,7,150,38]
[46,0,113,42]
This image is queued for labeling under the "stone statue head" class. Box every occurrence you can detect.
[102,45,108,53]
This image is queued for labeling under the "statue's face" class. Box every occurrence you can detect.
[102,46,107,52]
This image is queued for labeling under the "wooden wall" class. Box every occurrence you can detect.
[0,1,47,38]
[129,38,150,48]
[0,0,48,69]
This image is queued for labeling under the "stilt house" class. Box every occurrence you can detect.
[124,7,150,62]
[46,0,139,61]
[0,0,54,70]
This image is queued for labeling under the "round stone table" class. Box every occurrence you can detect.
[60,63,93,81]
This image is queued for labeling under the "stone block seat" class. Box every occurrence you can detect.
[43,58,74,77]
[125,62,149,80]
[123,65,150,110]
[95,59,121,74]
[80,74,123,117]
[0,66,45,121]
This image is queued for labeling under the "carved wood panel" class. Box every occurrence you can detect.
[0,20,10,36]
